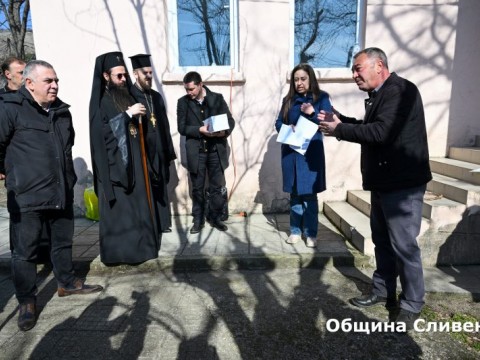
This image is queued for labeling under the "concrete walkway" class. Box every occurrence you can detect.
[0,208,361,271]
[1,207,480,293]
[1,207,480,294]
[1,208,480,359]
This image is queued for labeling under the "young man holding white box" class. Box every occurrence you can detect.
[177,72,235,233]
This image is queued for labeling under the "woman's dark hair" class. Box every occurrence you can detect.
[282,63,321,123]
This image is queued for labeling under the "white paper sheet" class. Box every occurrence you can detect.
[276,115,319,155]
[204,114,230,132]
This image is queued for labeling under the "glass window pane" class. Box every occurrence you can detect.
[294,0,358,68]
[176,0,231,66]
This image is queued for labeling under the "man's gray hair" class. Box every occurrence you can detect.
[354,47,389,70]
[22,60,55,84]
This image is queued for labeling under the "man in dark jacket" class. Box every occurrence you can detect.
[129,54,176,233]
[319,47,432,331]
[177,71,235,233]
[0,60,102,332]
[0,56,26,93]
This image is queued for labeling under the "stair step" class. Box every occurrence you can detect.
[347,190,370,217]
[323,197,431,257]
[449,146,480,165]
[323,201,374,256]
[422,193,465,225]
[347,189,464,223]
[427,173,480,206]
[429,157,480,185]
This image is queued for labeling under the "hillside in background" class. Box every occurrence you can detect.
[0,29,35,61]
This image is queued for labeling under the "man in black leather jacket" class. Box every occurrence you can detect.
[319,48,432,330]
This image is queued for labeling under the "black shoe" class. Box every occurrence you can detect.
[18,303,37,331]
[162,228,172,233]
[212,220,228,231]
[190,222,204,234]
[395,308,420,331]
[388,306,401,322]
[350,293,394,308]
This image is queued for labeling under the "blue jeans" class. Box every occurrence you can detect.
[10,208,76,304]
[370,184,426,313]
[290,193,318,238]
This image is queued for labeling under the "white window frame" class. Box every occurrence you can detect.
[289,0,366,80]
[167,0,239,74]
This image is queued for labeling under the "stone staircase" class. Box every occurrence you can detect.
[324,143,480,266]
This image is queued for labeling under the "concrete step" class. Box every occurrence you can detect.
[347,190,370,217]
[323,201,374,256]
[429,157,480,185]
[427,173,480,206]
[449,146,480,165]
[347,189,464,225]
[422,192,465,228]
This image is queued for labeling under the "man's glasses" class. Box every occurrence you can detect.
[111,73,128,80]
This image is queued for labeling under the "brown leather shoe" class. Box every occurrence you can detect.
[18,303,37,331]
[57,278,103,297]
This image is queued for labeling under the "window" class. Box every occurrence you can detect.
[168,0,238,72]
[291,0,365,69]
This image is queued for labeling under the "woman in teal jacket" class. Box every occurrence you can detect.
[275,63,332,247]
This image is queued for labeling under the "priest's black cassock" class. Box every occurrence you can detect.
[130,84,176,231]
[89,52,160,265]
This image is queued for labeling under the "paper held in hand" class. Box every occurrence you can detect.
[204,114,230,132]
[276,115,319,155]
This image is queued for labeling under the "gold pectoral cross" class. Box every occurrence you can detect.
[150,113,156,127]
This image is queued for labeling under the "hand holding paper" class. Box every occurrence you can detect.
[276,115,319,155]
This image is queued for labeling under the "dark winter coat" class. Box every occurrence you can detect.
[177,86,235,174]
[335,72,432,191]
[0,86,76,213]
[275,91,332,195]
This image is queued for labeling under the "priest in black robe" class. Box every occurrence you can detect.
[129,54,176,233]
[88,51,160,265]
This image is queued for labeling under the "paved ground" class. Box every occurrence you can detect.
[0,207,480,359]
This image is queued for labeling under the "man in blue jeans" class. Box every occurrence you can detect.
[0,60,102,331]
[319,47,432,330]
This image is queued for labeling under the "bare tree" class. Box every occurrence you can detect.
[295,0,357,67]
[177,0,230,66]
[0,0,30,58]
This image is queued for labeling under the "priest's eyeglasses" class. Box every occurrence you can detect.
[111,73,128,80]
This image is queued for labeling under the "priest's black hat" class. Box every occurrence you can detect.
[102,51,126,71]
[89,51,131,119]
[129,54,152,69]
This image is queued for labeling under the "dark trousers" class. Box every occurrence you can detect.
[370,184,426,313]
[190,151,226,223]
[10,208,76,304]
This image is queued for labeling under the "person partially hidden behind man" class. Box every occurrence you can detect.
[177,71,235,234]
[319,47,432,331]
[0,60,103,331]
[0,56,26,93]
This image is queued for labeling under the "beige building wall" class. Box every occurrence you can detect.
[29,0,466,215]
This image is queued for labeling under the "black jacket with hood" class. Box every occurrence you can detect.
[0,86,76,213]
